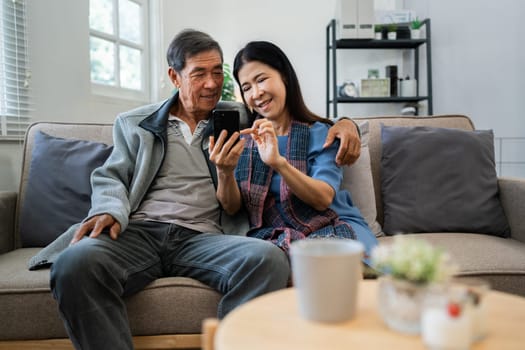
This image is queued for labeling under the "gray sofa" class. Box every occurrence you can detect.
[1,115,524,349]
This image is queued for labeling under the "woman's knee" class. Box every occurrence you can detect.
[252,241,290,280]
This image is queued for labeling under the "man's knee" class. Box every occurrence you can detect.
[50,239,111,294]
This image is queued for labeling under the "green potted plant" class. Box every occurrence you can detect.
[387,23,397,40]
[221,63,236,101]
[410,17,423,39]
[374,24,383,40]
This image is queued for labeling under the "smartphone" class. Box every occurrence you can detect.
[212,109,240,144]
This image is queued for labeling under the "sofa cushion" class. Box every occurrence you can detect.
[19,131,113,247]
[342,121,383,236]
[377,233,525,296]
[0,248,221,340]
[380,125,510,237]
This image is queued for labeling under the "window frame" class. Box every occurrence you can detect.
[89,0,150,102]
[0,0,31,141]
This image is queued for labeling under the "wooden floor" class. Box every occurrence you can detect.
[0,334,202,350]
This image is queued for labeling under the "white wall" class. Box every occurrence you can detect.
[406,0,525,177]
[158,0,342,111]
[0,0,523,191]
[406,0,525,135]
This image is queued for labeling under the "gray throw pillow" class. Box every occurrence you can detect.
[380,125,510,237]
[19,131,113,247]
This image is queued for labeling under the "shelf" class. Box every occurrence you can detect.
[333,39,426,49]
[326,18,433,117]
[331,96,429,103]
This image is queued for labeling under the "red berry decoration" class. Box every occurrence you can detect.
[447,302,461,318]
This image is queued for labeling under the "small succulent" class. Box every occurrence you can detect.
[374,24,383,33]
[411,17,422,30]
[387,23,397,33]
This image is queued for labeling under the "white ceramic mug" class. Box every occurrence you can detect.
[290,239,364,323]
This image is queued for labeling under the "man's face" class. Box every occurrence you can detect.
[169,49,223,117]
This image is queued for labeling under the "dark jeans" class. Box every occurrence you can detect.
[50,220,290,350]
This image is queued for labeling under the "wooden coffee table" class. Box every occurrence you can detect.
[216,280,525,350]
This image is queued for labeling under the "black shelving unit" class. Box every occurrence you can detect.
[326,18,433,117]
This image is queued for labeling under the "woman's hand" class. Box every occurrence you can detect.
[241,119,285,169]
[242,119,334,211]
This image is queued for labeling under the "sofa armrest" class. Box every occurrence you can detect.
[498,177,525,243]
[0,191,17,253]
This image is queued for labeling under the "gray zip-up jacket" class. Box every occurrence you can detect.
[28,95,249,270]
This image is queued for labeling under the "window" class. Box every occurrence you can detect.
[0,0,31,141]
[89,0,149,100]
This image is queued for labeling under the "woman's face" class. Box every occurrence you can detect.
[237,60,288,121]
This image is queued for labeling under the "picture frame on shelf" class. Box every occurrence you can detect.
[361,78,390,97]
[368,69,380,79]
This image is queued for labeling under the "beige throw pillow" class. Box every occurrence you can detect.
[341,121,383,236]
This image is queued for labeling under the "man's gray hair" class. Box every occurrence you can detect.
[166,29,223,72]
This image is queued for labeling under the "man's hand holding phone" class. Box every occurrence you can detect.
[209,109,245,174]
[212,109,240,146]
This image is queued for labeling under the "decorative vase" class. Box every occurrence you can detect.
[374,32,383,40]
[377,275,428,334]
[387,31,397,40]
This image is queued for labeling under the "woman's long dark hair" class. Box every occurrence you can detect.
[233,41,332,126]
